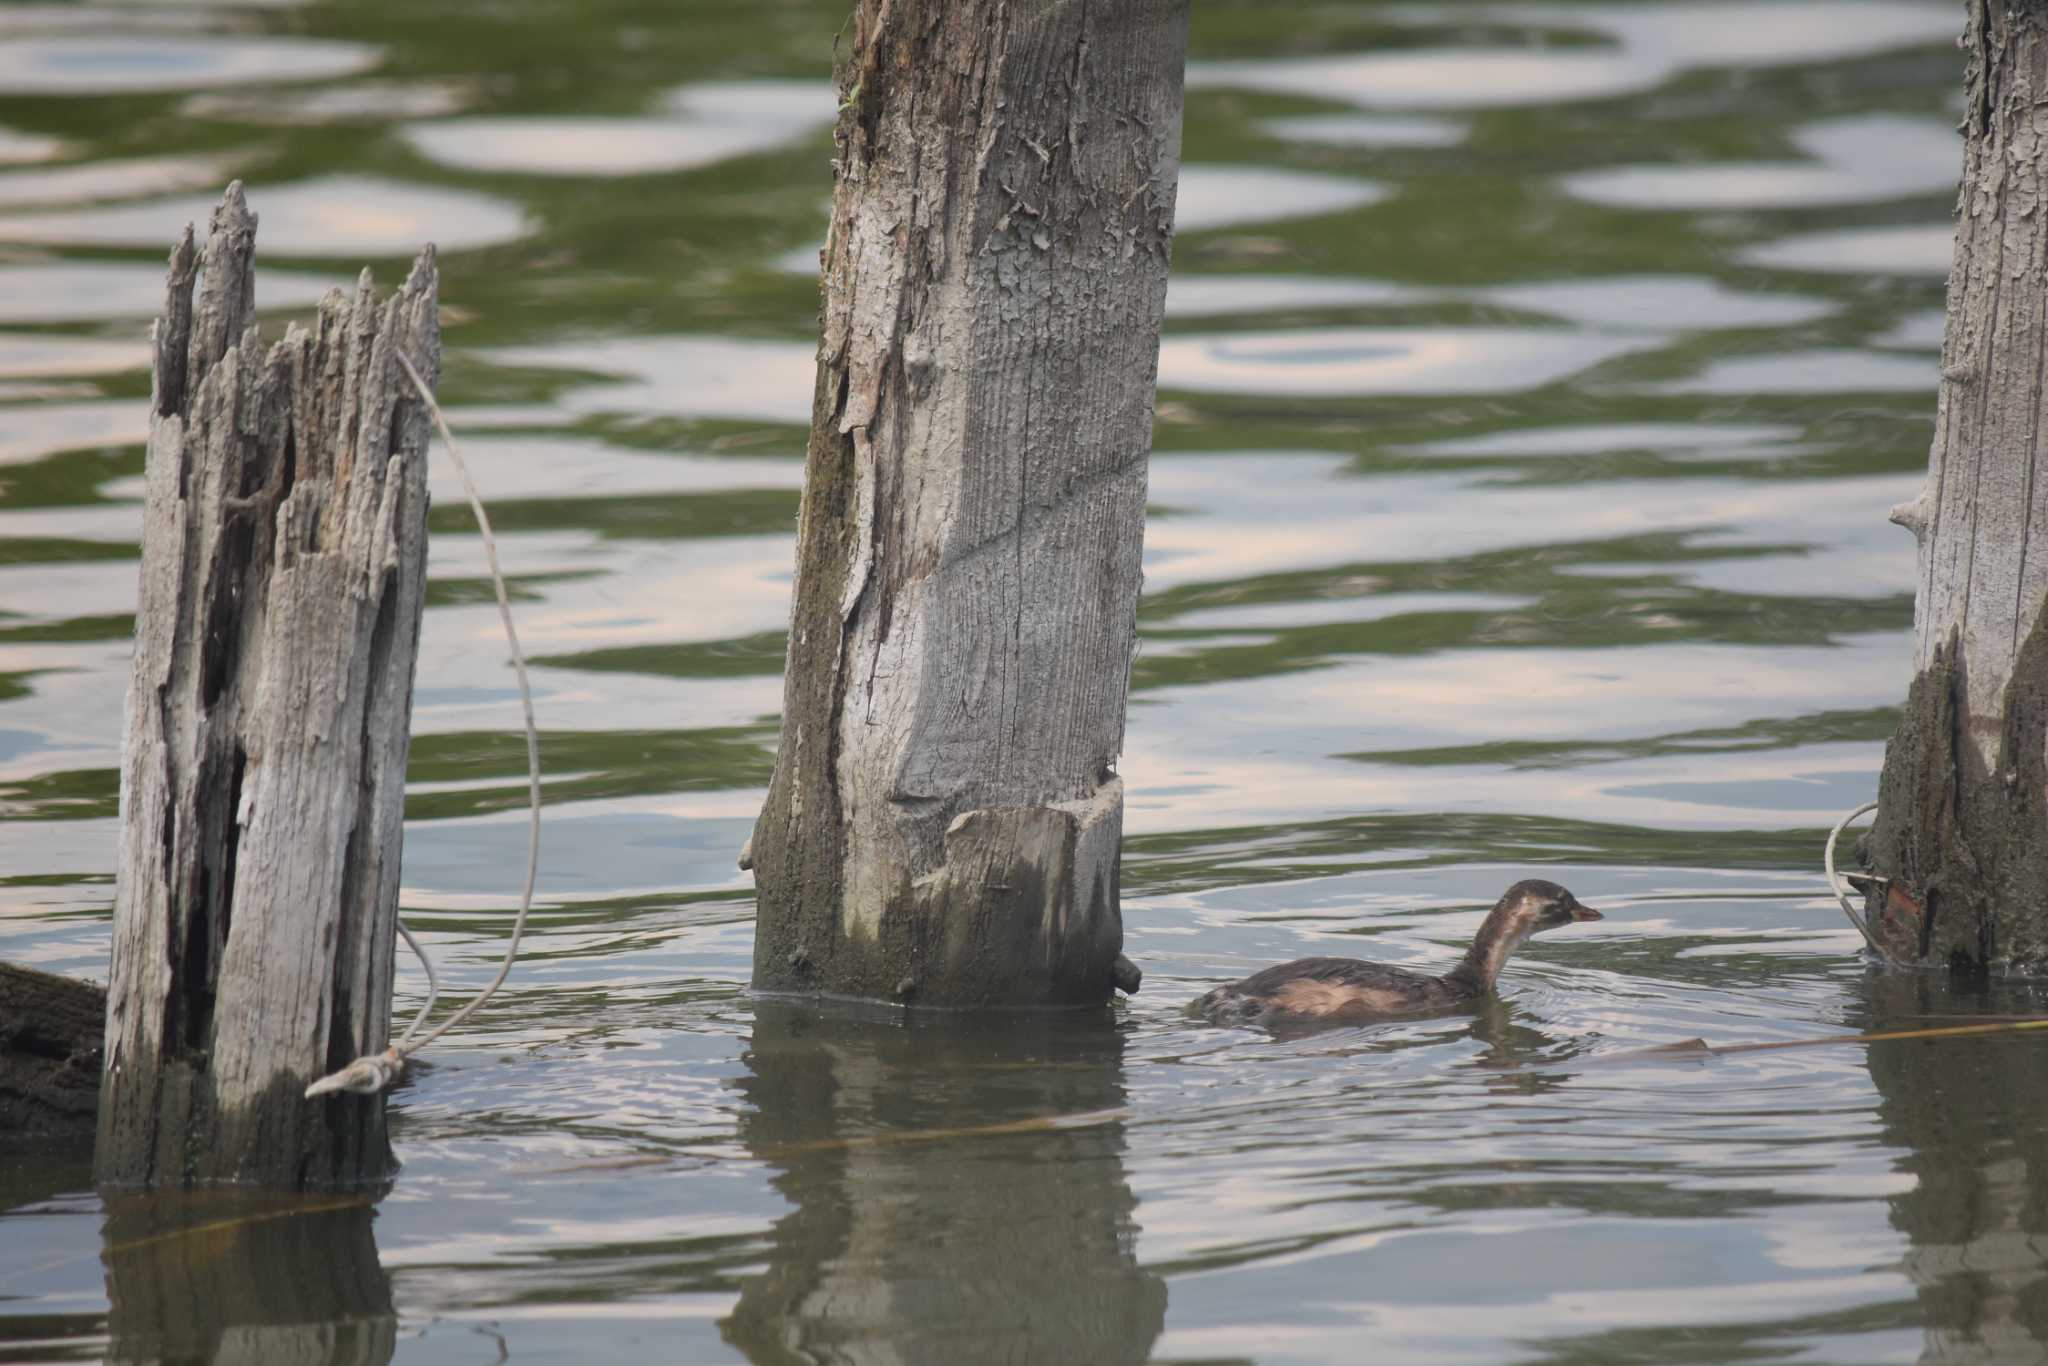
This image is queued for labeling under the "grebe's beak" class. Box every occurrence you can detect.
[1569,901,1603,922]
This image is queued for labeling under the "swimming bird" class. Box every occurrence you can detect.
[1192,879,1602,1027]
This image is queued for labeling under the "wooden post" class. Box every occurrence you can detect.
[96,183,439,1189]
[747,0,1189,1006]
[1865,0,2048,975]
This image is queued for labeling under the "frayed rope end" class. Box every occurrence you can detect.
[305,1047,406,1099]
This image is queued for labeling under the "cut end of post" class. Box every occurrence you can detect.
[215,178,252,231]
[406,242,440,292]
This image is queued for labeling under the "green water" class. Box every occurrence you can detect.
[5,1,2046,1362]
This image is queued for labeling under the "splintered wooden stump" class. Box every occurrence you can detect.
[97,182,439,1190]
[1866,0,2048,974]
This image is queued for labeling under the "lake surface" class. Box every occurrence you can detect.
[5,1,2048,1362]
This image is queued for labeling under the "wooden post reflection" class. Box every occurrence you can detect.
[101,1192,395,1365]
[1855,971,2048,1363]
[721,1001,1165,1365]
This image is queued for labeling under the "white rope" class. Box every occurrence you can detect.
[306,349,541,1099]
[1823,799,1882,955]
[394,916,439,1049]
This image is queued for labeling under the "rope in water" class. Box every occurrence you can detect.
[1822,799,1881,956]
[393,917,440,1049]
[305,350,541,1098]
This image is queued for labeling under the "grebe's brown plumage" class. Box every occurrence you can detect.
[1193,879,1602,1027]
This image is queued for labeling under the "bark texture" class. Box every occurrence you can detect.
[98,183,438,1189]
[1868,0,2048,975]
[0,962,105,1137]
[749,0,1189,1005]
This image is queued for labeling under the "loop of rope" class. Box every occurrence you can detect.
[1822,799,1881,956]
[394,915,440,1049]
[305,350,541,1100]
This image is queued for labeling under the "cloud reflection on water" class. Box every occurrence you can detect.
[402,81,839,177]
[1192,1,1957,110]
[0,175,529,255]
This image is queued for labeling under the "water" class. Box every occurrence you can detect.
[3,0,2045,1361]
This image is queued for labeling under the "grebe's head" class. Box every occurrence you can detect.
[1500,878,1603,934]
[1452,879,1604,990]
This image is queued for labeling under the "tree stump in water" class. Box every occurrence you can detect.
[1866,2,2048,975]
[96,182,439,1189]
[748,0,1190,1007]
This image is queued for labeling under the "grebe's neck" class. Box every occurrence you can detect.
[1442,899,1535,994]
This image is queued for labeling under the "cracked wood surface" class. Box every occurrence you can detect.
[97,183,438,1188]
[751,0,1189,1005]
[1870,2,2048,974]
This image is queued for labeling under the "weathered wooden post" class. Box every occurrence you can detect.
[747,0,1190,1006]
[95,183,438,1188]
[1864,0,2048,975]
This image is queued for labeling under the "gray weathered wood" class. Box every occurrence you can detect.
[748,0,1189,1007]
[0,962,105,1137]
[1868,0,2048,974]
[97,182,439,1188]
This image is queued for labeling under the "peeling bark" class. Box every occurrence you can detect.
[1868,0,2048,975]
[97,183,438,1189]
[750,0,1189,1005]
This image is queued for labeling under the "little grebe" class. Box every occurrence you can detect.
[1193,879,1602,1026]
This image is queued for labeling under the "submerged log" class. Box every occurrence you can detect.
[1866,1,2048,975]
[748,0,1190,1006]
[96,183,438,1189]
[0,962,105,1138]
